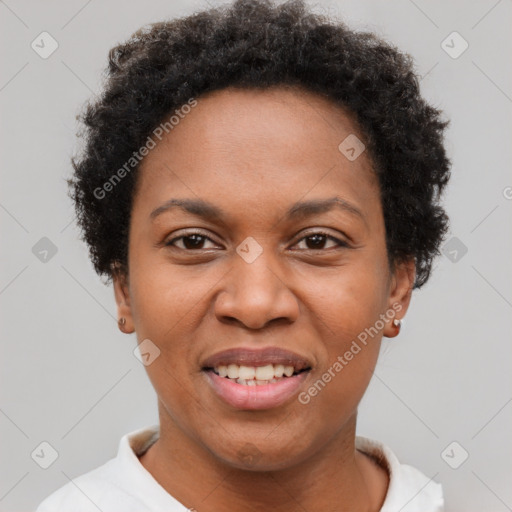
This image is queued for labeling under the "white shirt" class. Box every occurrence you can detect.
[35,424,444,512]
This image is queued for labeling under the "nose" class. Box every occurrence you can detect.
[214,250,300,330]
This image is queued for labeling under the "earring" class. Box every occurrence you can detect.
[118,317,126,327]
[393,318,402,333]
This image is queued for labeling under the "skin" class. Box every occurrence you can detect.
[113,85,415,512]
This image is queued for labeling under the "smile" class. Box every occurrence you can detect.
[201,347,312,410]
[212,363,306,385]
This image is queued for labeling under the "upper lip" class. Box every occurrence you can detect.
[201,347,312,372]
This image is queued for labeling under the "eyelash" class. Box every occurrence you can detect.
[165,230,349,252]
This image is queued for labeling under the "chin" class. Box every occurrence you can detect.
[203,432,317,472]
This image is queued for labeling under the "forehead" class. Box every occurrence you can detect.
[135,86,380,218]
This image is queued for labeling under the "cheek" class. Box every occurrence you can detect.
[128,259,225,398]
[297,257,386,404]
[299,253,388,341]
[129,269,203,415]
[127,275,192,403]
[299,282,383,419]
[129,258,208,339]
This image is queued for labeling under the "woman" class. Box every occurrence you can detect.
[36,0,451,510]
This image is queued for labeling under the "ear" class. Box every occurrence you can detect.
[112,262,135,334]
[383,258,416,339]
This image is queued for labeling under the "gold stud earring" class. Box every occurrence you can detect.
[118,317,126,327]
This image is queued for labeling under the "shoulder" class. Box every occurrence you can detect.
[35,458,150,512]
[355,435,445,512]
[35,425,164,512]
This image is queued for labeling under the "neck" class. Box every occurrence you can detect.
[138,405,388,512]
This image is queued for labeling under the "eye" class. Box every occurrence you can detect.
[165,232,219,250]
[292,231,348,251]
[164,230,349,252]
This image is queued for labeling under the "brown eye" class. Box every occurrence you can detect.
[166,233,218,250]
[292,232,348,251]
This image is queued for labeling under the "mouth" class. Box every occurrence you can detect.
[201,347,312,410]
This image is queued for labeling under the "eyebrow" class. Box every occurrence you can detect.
[150,196,366,225]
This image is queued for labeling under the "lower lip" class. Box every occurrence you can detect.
[203,370,310,410]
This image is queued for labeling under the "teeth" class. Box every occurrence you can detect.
[227,364,239,379]
[255,364,274,380]
[213,363,302,383]
[274,364,284,378]
[284,365,294,377]
[239,366,256,380]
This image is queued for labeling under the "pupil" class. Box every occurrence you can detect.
[184,235,204,249]
[307,234,325,249]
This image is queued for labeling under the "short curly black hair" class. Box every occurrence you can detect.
[69,0,451,289]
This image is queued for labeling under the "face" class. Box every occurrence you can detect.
[114,86,415,471]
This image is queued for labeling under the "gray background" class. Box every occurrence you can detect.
[1,0,511,510]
